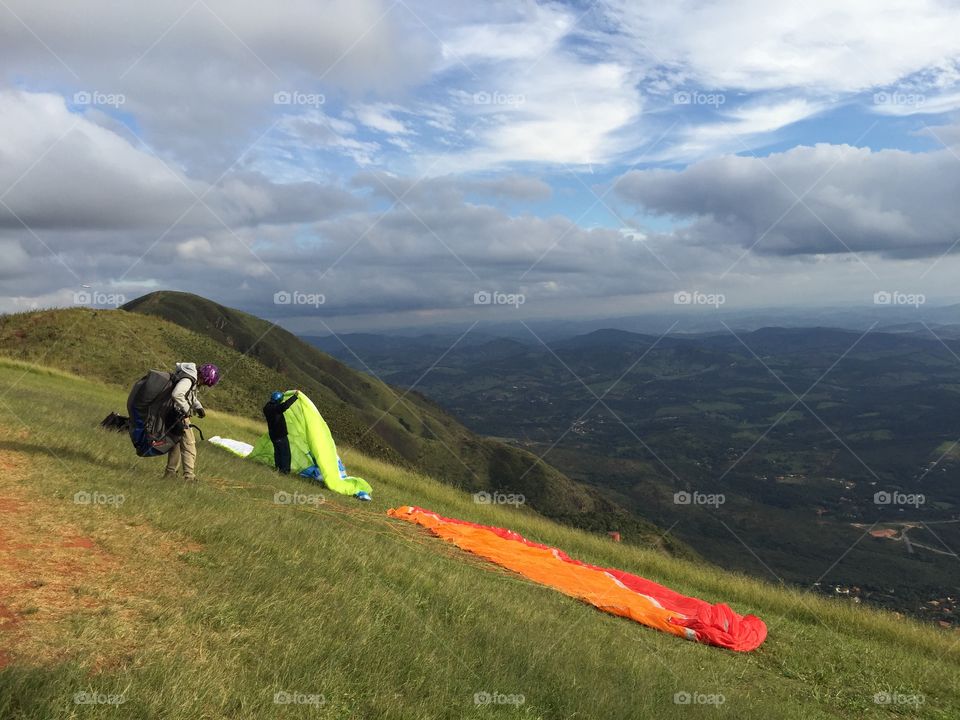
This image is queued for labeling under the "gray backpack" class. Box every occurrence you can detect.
[126,370,190,457]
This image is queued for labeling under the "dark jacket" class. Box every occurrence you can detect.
[263,394,297,440]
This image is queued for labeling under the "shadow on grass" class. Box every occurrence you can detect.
[0,439,134,474]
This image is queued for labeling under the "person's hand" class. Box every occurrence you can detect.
[196,407,206,419]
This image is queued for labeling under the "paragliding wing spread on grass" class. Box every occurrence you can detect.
[248,391,372,497]
[387,506,766,652]
[208,436,254,457]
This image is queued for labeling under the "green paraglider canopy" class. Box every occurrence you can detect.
[248,391,372,497]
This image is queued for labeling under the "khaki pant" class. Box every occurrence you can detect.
[164,421,197,481]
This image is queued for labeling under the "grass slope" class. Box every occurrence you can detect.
[122,292,604,509]
[0,359,958,719]
[0,300,677,549]
[121,290,481,476]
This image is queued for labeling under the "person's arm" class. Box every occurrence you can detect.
[192,392,205,417]
[279,392,299,412]
[171,378,193,415]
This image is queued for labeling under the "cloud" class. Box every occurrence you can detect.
[871,90,960,117]
[463,175,552,202]
[591,1,960,161]
[0,91,359,232]
[5,2,960,328]
[652,98,828,162]
[615,141,960,259]
[440,3,572,64]
[601,0,960,94]
[352,103,412,135]
[0,0,433,168]
[424,59,642,173]
[919,121,960,148]
[351,171,552,206]
[0,239,31,279]
[0,90,201,230]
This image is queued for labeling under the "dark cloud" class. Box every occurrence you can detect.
[615,141,960,259]
[0,0,434,171]
[4,0,960,326]
[0,92,361,233]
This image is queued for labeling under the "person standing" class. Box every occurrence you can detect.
[163,362,219,482]
[263,390,299,474]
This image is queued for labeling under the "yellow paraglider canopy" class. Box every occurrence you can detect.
[249,391,372,497]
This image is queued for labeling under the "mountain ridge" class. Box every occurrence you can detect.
[0,292,685,552]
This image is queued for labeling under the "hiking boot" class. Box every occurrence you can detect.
[162,471,177,480]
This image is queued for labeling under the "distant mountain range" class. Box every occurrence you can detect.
[313,302,960,341]
[310,322,960,619]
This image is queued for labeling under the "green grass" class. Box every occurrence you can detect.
[0,305,635,537]
[1,358,959,719]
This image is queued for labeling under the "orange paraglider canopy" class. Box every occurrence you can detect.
[387,506,766,652]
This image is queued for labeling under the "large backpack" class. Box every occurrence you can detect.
[126,370,190,457]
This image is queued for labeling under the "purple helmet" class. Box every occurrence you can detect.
[198,363,220,387]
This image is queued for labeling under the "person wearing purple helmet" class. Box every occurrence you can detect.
[163,362,219,482]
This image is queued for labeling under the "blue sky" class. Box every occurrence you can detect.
[2,0,960,331]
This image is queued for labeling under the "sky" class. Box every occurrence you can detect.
[2,0,960,332]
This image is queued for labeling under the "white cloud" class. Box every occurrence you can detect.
[871,90,960,117]
[602,0,960,93]
[440,4,572,64]
[424,59,642,173]
[352,103,412,135]
[655,98,828,161]
[592,0,960,161]
[270,110,383,168]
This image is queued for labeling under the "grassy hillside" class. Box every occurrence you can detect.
[1,358,959,718]
[0,304,678,551]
